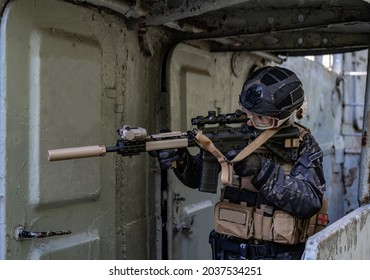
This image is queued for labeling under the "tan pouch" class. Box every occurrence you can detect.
[262,216,273,241]
[299,217,309,243]
[253,208,273,241]
[253,210,263,240]
[272,210,299,244]
[298,215,317,242]
[214,200,253,239]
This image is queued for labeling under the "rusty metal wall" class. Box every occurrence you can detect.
[281,57,344,223]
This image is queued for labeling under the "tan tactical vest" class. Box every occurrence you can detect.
[213,123,329,244]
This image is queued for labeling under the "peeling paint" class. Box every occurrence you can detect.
[303,205,370,259]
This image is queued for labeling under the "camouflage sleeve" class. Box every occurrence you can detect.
[252,133,326,219]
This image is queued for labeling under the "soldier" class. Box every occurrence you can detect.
[152,66,326,260]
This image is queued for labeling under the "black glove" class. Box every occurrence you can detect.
[149,128,189,170]
[225,150,262,177]
[149,148,189,170]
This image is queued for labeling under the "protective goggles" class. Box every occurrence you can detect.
[242,108,290,130]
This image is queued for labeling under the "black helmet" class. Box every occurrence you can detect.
[239,66,304,119]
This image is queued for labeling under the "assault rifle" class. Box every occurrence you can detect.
[48,110,300,193]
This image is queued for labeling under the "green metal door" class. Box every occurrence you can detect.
[0,0,116,259]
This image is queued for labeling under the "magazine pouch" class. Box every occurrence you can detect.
[272,210,300,244]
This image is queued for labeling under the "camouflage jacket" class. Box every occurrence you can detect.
[174,129,326,219]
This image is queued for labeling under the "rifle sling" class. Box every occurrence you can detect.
[194,132,233,186]
[194,127,281,186]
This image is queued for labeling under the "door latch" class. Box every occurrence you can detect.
[175,215,194,233]
[15,225,71,241]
